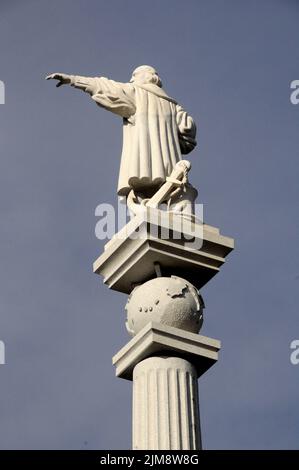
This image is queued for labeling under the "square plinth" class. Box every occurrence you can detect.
[112,322,221,381]
[93,208,234,294]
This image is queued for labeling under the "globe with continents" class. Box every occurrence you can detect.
[125,276,204,336]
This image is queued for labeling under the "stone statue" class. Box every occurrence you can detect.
[46,65,198,215]
[46,66,234,451]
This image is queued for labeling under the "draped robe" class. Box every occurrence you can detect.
[70,75,197,196]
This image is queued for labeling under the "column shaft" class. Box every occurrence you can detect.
[132,355,201,450]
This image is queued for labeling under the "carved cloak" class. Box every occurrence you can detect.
[70,76,197,196]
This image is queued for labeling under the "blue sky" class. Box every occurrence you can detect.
[0,0,298,449]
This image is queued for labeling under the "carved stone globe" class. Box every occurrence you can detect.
[125,276,204,336]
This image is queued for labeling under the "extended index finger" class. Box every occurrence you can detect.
[45,73,60,80]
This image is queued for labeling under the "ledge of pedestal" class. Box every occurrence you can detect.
[93,208,234,294]
[112,322,221,381]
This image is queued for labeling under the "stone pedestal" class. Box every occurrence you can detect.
[133,356,201,450]
[93,208,234,294]
[94,208,233,450]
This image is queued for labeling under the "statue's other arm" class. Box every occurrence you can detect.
[176,105,197,154]
[46,73,136,118]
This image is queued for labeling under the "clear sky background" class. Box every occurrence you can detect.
[0,0,298,450]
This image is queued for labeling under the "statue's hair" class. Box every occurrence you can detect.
[132,65,162,88]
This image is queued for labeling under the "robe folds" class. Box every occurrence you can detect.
[70,75,197,196]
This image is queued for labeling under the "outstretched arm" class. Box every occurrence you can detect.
[46,72,136,118]
[46,73,97,93]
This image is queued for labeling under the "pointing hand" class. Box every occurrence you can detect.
[45,73,71,87]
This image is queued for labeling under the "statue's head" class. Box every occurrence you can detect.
[130,65,162,87]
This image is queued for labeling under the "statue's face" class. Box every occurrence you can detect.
[130,66,157,85]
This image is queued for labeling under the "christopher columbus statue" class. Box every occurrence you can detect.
[46,65,197,213]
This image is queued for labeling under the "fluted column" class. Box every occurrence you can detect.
[132,355,201,450]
